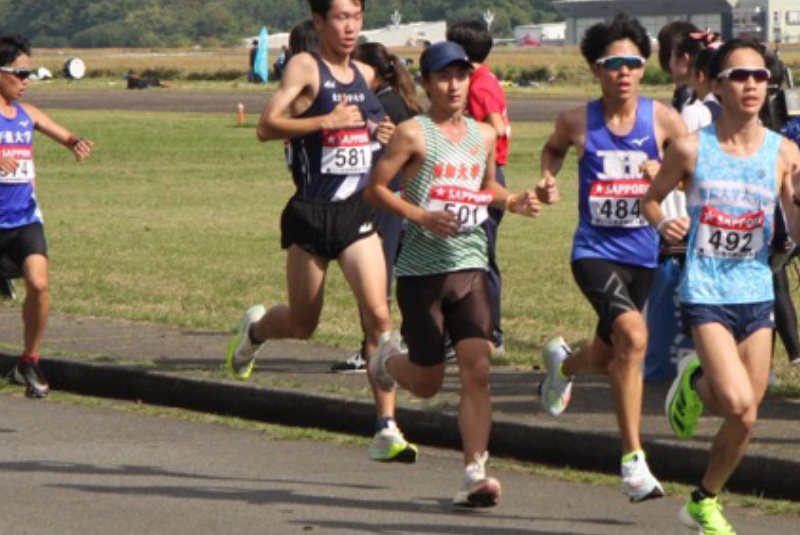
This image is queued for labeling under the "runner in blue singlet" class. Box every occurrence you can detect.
[225,0,418,464]
[0,35,94,399]
[644,37,800,535]
[535,14,687,504]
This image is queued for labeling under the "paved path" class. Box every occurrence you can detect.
[2,392,798,535]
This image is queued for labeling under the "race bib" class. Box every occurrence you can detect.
[321,128,372,175]
[588,179,649,227]
[428,185,493,232]
[694,206,764,260]
[0,147,35,184]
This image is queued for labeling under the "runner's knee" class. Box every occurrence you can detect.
[611,323,648,359]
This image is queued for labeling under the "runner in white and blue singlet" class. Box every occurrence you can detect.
[225,0,418,465]
[536,14,687,505]
[644,37,800,535]
[0,35,94,399]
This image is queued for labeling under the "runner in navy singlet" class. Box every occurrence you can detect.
[535,15,687,504]
[225,0,418,464]
[0,35,94,399]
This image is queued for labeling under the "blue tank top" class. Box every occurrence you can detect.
[290,53,385,201]
[572,97,660,268]
[681,125,781,305]
[0,103,41,228]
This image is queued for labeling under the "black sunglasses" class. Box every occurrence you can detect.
[595,56,646,71]
[717,67,770,83]
[0,67,33,80]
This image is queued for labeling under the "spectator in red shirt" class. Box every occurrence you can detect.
[447,20,510,353]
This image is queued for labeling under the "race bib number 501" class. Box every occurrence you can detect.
[588,180,649,227]
[321,128,372,175]
[428,185,493,232]
[694,206,764,260]
[0,147,35,184]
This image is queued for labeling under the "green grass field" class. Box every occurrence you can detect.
[6,109,800,391]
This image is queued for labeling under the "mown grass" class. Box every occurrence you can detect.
[4,109,800,388]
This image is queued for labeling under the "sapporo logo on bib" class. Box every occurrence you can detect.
[0,147,35,184]
[694,206,764,260]
[428,185,493,233]
[589,179,649,227]
[321,128,372,175]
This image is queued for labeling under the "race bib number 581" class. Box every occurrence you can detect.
[694,207,764,260]
[321,128,372,175]
[588,180,649,227]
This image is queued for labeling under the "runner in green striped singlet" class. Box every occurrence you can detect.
[364,41,541,508]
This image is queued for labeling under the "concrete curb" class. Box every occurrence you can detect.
[4,355,799,501]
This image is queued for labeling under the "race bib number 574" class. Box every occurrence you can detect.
[321,128,372,176]
[694,206,764,260]
[0,147,35,184]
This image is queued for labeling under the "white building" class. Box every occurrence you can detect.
[514,22,567,44]
[734,0,800,42]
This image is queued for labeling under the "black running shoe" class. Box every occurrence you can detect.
[330,350,367,374]
[13,360,50,399]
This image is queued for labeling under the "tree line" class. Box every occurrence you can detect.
[0,0,559,48]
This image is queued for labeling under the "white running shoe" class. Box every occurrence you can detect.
[368,421,418,463]
[621,451,665,503]
[539,337,573,417]
[453,452,502,508]
[225,304,266,380]
[369,331,402,392]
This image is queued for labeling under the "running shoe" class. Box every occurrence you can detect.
[330,350,366,374]
[0,278,16,300]
[538,336,573,417]
[666,353,704,439]
[225,304,266,380]
[369,331,402,392]
[13,360,49,399]
[679,496,737,535]
[368,420,418,463]
[621,451,664,503]
[453,452,502,508]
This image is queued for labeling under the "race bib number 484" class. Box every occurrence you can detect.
[428,185,493,232]
[588,180,649,227]
[694,206,764,260]
[0,147,35,184]
[321,128,372,176]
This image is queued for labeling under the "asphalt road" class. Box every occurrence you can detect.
[24,88,583,122]
[2,392,796,535]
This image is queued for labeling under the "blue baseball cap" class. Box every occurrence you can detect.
[420,41,473,75]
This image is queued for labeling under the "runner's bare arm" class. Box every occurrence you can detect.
[486,112,507,139]
[780,138,800,243]
[654,100,688,155]
[538,107,581,204]
[256,53,364,142]
[365,122,458,237]
[643,134,697,244]
[22,103,94,161]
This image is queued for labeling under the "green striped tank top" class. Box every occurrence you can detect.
[395,115,490,277]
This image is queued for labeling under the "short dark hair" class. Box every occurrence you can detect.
[308,0,364,18]
[580,13,651,65]
[656,20,698,73]
[708,36,765,80]
[692,47,717,78]
[446,21,492,64]
[289,19,319,55]
[0,35,31,67]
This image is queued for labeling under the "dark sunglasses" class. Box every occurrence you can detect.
[0,67,33,80]
[595,56,646,71]
[717,67,770,83]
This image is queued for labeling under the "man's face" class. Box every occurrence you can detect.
[592,38,645,102]
[0,54,31,102]
[712,48,768,118]
[422,64,471,116]
[314,0,363,56]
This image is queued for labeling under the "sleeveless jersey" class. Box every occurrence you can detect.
[681,125,781,305]
[573,97,660,268]
[395,116,489,277]
[290,53,385,201]
[0,103,41,228]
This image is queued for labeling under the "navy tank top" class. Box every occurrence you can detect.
[290,53,385,201]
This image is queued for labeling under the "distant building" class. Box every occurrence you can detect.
[734,1,800,43]
[514,22,567,45]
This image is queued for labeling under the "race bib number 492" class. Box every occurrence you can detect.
[0,147,35,184]
[694,206,764,260]
[588,180,649,227]
[321,128,372,176]
[428,185,493,232]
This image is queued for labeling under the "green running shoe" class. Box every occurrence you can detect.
[226,304,266,380]
[679,496,737,535]
[368,421,418,463]
[665,353,704,439]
